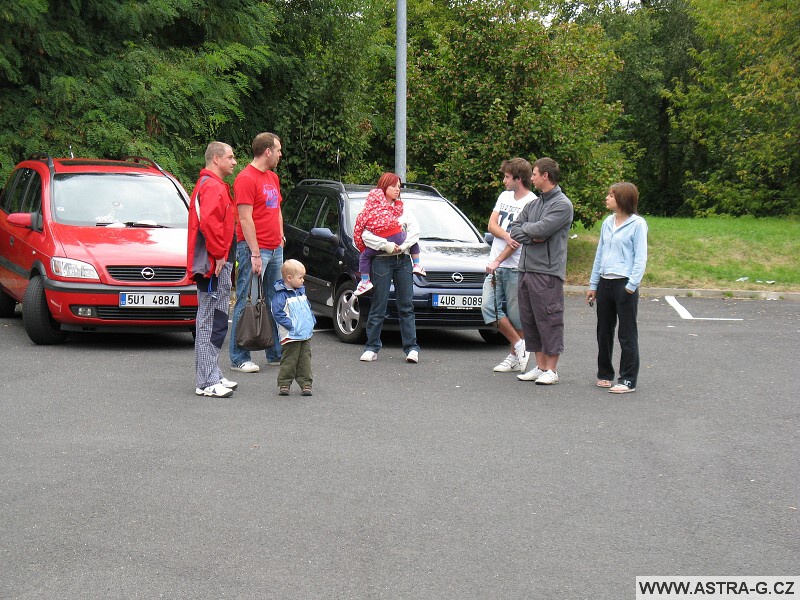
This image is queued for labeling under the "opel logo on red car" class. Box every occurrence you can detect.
[141,267,155,280]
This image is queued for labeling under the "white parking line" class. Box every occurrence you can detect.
[665,295,743,321]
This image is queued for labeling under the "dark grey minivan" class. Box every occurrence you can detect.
[281,179,503,344]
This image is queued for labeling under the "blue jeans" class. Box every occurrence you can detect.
[364,254,419,355]
[229,242,283,365]
[481,267,521,330]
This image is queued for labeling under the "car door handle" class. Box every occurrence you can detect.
[302,246,309,256]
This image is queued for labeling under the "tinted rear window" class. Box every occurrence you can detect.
[348,196,482,243]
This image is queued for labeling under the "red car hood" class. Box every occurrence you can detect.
[51,223,188,269]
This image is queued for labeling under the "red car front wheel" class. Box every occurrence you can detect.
[22,276,67,345]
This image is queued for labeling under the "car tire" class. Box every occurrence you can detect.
[479,328,507,345]
[22,276,67,345]
[334,281,367,344]
[0,288,17,318]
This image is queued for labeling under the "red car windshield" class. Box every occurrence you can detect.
[51,173,188,228]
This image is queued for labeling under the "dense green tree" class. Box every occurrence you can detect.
[668,0,800,216]
[404,0,629,227]
[250,0,391,186]
[0,0,278,186]
[4,0,795,221]
[0,1,394,190]
[598,0,700,215]
[546,0,702,216]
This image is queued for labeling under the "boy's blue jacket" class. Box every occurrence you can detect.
[271,280,316,343]
[589,213,648,292]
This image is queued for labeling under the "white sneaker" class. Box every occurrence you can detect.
[493,354,521,372]
[220,377,238,390]
[517,366,546,381]
[360,350,378,361]
[231,361,259,373]
[518,351,530,373]
[535,369,559,385]
[354,280,373,296]
[412,264,427,276]
[195,383,233,398]
[406,350,419,363]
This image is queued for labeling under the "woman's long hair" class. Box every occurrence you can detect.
[610,182,639,215]
[376,172,401,194]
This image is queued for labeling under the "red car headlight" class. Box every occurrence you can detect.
[51,257,100,280]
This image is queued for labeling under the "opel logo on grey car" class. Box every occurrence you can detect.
[451,272,464,283]
[141,267,155,280]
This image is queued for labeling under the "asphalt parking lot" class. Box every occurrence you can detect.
[1,295,798,599]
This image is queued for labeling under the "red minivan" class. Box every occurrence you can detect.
[0,155,197,344]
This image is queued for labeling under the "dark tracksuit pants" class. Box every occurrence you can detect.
[595,277,639,388]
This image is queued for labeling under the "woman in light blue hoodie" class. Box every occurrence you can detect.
[586,182,648,394]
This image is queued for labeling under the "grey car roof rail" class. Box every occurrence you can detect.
[28,153,55,176]
[298,179,347,193]
[123,155,165,173]
[402,182,444,198]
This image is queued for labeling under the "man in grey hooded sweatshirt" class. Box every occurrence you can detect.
[509,157,574,385]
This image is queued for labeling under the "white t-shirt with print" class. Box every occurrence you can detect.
[489,190,535,269]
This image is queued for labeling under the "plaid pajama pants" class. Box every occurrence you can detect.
[195,262,233,389]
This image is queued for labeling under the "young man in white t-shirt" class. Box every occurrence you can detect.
[482,158,536,372]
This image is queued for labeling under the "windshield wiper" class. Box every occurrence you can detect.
[123,220,169,228]
[95,221,169,228]
[421,236,459,242]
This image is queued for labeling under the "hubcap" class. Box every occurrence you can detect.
[337,289,361,335]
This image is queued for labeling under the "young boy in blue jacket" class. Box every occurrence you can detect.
[271,259,316,396]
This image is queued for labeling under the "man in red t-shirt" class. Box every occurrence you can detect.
[229,132,285,373]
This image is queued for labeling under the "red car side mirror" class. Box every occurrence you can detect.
[7,212,33,229]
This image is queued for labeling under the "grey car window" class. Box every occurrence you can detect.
[295,193,325,232]
[2,168,35,214]
[316,197,340,235]
[20,171,42,214]
[349,196,482,243]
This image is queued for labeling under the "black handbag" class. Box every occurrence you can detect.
[235,272,275,350]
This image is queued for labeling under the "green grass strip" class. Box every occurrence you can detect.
[566,216,800,291]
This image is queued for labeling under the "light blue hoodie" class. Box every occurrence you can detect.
[271,280,316,343]
[589,213,648,292]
